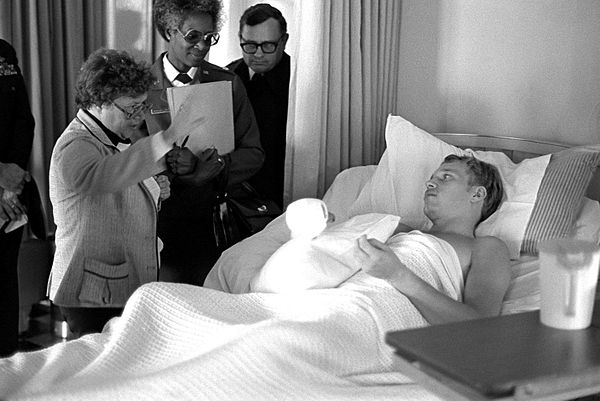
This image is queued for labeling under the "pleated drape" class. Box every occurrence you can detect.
[284,0,402,205]
[1,0,108,232]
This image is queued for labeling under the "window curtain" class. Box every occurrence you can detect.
[284,0,402,204]
[0,0,108,232]
[1,0,403,230]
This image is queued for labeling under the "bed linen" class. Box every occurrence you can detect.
[0,236,462,400]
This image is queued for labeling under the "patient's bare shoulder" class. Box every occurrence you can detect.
[469,236,511,280]
[465,235,511,316]
[472,235,509,257]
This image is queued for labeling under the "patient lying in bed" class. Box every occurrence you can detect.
[219,154,510,323]
[355,154,510,324]
[0,156,511,401]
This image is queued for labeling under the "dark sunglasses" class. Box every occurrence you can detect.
[176,28,220,46]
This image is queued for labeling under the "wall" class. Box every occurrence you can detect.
[397,0,600,146]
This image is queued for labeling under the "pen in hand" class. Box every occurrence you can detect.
[172,136,189,149]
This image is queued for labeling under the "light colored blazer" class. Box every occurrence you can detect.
[48,110,166,307]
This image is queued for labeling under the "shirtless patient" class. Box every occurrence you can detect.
[355,154,510,324]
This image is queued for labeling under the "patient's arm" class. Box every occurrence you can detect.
[356,235,510,324]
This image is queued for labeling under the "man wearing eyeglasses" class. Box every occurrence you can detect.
[227,3,290,209]
[146,0,264,286]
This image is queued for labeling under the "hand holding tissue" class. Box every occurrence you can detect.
[250,198,401,293]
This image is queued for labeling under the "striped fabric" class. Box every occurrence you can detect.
[521,148,600,254]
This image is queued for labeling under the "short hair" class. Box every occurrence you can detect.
[153,0,224,42]
[239,3,287,35]
[74,48,153,109]
[443,154,504,223]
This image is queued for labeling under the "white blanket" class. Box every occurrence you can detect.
[0,232,463,401]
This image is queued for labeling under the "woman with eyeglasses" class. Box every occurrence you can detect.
[48,48,204,337]
[146,0,264,286]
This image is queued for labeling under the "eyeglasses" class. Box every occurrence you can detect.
[176,28,220,46]
[111,100,149,119]
[239,35,284,54]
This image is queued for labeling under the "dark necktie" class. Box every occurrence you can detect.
[175,73,192,84]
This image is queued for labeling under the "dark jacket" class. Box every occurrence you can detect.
[0,39,34,170]
[145,55,264,275]
[227,53,290,208]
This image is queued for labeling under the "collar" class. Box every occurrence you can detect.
[82,109,131,146]
[246,53,290,87]
[163,54,197,87]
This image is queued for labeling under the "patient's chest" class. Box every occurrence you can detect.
[430,232,473,276]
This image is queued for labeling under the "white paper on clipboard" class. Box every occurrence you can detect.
[166,81,235,154]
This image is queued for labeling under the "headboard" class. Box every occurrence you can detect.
[434,133,600,203]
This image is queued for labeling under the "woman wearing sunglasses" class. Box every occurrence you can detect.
[48,48,204,337]
[147,0,264,286]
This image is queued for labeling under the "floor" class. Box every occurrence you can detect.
[16,236,68,353]
[17,300,72,353]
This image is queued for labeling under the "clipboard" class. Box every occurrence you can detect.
[166,81,235,154]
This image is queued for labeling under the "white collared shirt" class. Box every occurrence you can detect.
[163,54,197,87]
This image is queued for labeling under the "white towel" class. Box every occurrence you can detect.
[383,230,464,302]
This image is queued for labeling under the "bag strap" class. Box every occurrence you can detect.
[214,155,231,201]
[240,181,263,199]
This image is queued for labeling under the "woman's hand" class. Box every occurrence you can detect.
[162,101,206,144]
[177,148,225,186]
[154,174,170,201]
[166,147,198,176]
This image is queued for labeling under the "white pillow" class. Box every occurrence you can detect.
[348,114,550,259]
[249,213,400,293]
[322,165,377,223]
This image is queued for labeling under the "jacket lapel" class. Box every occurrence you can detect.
[76,110,116,149]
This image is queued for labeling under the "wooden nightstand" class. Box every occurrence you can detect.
[386,300,600,400]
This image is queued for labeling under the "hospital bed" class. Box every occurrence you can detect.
[1,114,599,401]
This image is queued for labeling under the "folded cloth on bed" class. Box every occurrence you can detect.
[250,213,401,293]
[0,231,465,400]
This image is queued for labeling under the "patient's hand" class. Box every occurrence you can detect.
[354,235,407,282]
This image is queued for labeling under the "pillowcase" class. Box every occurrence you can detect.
[348,114,550,259]
[249,213,400,293]
[520,147,600,254]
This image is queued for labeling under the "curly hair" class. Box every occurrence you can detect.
[75,48,154,109]
[153,0,224,41]
[443,154,504,224]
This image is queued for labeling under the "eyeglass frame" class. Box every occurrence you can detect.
[111,100,149,120]
[175,28,220,46]
[239,34,285,54]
